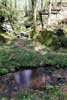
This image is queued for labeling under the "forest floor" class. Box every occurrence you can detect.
[0,38,67,75]
[13,39,48,55]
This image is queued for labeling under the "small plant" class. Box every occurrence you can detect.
[1,98,14,100]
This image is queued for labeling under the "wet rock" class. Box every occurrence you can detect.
[56,29,64,36]
[5,22,14,33]
[17,32,29,40]
[11,91,17,99]
[0,67,67,99]
[0,16,5,23]
[0,24,6,32]
[65,73,67,84]
[50,75,57,85]
[62,18,67,24]
[0,83,5,94]
[62,88,67,93]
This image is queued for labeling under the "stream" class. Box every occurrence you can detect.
[0,67,67,99]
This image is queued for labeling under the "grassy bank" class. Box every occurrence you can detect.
[0,44,67,74]
[0,45,43,74]
[44,52,67,67]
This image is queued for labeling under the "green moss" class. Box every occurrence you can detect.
[44,52,67,67]
[1,85,67,100]
[0,44,67,74]
[37,28,67,49]
[39,29,54,46]
[0,45,43,74]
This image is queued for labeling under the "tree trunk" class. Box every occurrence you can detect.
[41,0,43,10]
[48,0,52,25]
[10,0,12,8]
[25,0,28,16]
[14,0,17,8]
[42,0,46,9]
[60,0,62,10]
[60,0,62,4]
[32,0,37,33]
[39,11,44,29]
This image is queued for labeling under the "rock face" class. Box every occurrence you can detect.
[56,29,64,36]
[0,16,5,24]
[62,18,67,24]
[38,28,67,49]
[55,29,67,48]
[0,24,6,32]
[5,22,14,33]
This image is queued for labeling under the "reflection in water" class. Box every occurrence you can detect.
[0,67,67,99]
[22,70,32,88]
[14,72,20,85]
[13,68,67,90]
[14,70,32,89]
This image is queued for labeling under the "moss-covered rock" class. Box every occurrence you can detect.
[37,29,54,47]
[36,28,67,49]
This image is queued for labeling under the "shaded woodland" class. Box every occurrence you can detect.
[0,0,67,100]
